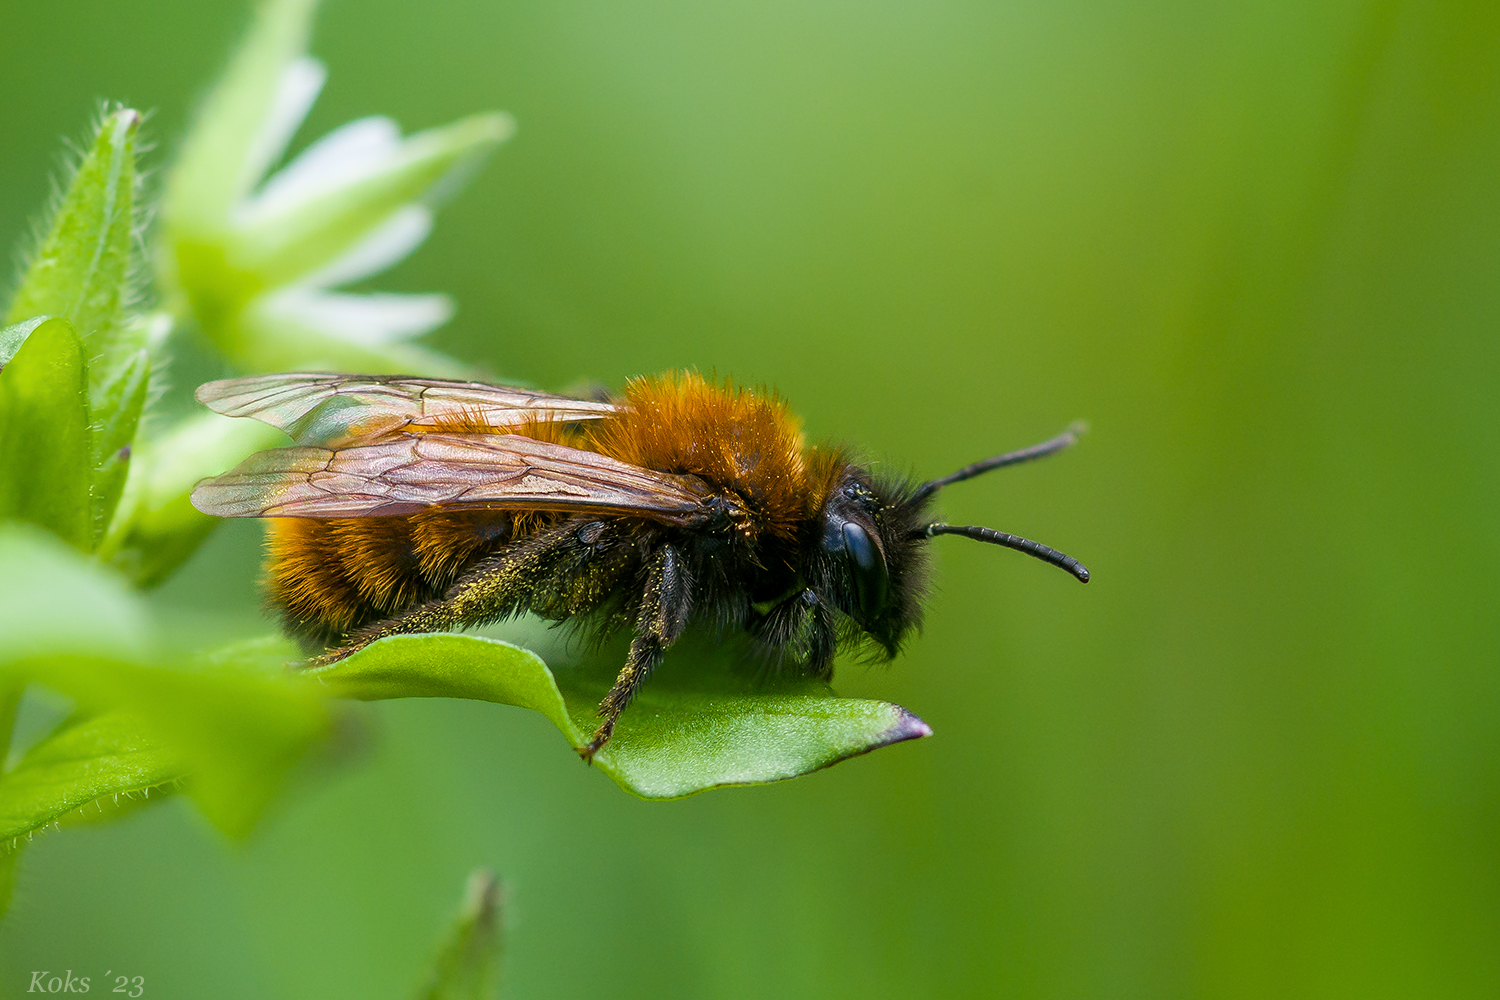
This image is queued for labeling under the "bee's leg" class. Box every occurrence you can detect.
[749,589,836,680]
[580,544,691,761]
[311,522,585,664]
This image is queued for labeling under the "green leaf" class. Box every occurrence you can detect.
[0,318,92,550]
[0,711,180,847]
[90,348,150,546]
[0,317,49,371]
[311,633,931,799]
[0,528,334,838]
[102,411,288,585]
[153,639,334,838]
[414,869,504,1000]
[5,109,141,388]
[164,0,321,236]
[0,522,150,662]
[0,652,331,841]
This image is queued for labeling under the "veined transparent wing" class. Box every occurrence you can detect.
[196,373,618,446]
[190,432,713,522]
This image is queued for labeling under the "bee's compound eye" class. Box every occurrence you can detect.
[841,522,889,619]
[842,522,876,571]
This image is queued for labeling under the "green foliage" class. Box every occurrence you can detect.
[0,527,334,844]
[0,318,91,550]
[0,711,180,845]
[414,870,505,1000]
[5,107,142,391]
[312,633,930,799]
[1,106,154,554]
[88,348,149,545]
[0,317,48,369]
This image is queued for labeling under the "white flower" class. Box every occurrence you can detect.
[160,0,513,374]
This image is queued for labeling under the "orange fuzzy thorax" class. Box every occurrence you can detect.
[586,372,815,540]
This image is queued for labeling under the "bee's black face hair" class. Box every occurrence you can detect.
[820,424,1091,659]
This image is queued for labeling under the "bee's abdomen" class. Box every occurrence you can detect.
[265,509,517,645]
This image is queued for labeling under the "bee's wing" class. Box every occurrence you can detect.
[196,373,618,445]
[190,433,712,522]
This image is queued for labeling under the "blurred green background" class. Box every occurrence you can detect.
[3,0,1498,997]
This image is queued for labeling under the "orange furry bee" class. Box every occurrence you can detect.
[192,371,1089,758]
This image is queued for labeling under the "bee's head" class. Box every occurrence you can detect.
[818,424,1091,658]
[817,471,934,658]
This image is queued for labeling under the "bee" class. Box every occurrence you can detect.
[191,371,1089,758]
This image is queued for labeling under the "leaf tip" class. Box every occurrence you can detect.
[461,867,502,927]
[880,707,933,747]
[108,107,143,134]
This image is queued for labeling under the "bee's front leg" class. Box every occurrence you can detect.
[580,543,691,762]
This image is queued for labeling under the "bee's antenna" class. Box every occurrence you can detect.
[914,523,1090,583]
[912,422,1087,502]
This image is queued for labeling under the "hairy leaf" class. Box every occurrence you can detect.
[310,633,931,799]
[414,869,504,1000]
[0,318,92,549]
[0,711,180,848]
[0,651,332,840]
[90,348,150,546]
[5,109,141,390]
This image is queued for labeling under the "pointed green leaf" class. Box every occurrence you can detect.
[233,113,513,286]
[310,633,931,799]
[5,109,141,388]
[90,348,150,545]
[414,870,505,1000]
[0,711,181,848]
[0,318,92,549]
[164,0,322,234]
[0,317,49,371]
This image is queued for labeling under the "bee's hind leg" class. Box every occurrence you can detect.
[308,521,584,666]
[580,544,691,762]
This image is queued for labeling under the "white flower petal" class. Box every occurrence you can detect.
[235,116,403,227]
[299,204,434,288]
[257,287,454,345]
[239,57,327,199]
